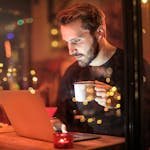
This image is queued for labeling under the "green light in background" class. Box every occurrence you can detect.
[17,19,24,26]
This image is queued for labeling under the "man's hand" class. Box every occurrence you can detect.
[50,117,67,133]
[94,81,121,109]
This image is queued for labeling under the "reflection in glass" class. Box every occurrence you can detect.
[141,1,150,149]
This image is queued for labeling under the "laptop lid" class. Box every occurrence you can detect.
[0,90,54,142]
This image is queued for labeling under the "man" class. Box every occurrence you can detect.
[55,3,125,136]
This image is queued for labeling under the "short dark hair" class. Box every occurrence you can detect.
[57,3,105,33]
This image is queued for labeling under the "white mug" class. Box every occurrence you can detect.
[74,81,95,102]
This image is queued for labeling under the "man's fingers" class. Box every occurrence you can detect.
[96,91,107,98]
[94,81,111,91]
[95,97,106,107]
[61,124,67,133]
[95,87,107,92]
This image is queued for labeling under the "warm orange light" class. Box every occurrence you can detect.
[51,40,59,47]
[0,63,3,68]
[28,87,36,94]
[141,0,149,4]
[97,119,102,124]
[23,77,28,81]
[30,69,36,75]
[50,28,58,35]
[32,76,38,82]
[4,40,12,58]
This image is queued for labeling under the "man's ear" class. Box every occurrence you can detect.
[96,25,105,40]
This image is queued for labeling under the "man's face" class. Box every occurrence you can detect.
[60,19,98,67]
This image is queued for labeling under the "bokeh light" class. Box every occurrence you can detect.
[51,40,59,47]
[50,28,58,35]
[17,19,24,26]
[6,32,15,40]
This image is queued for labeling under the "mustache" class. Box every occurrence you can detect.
[72,53,84,57]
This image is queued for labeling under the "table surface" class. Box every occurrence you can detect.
[0,126,125,150]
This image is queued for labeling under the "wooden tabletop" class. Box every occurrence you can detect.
[0,131,125,150]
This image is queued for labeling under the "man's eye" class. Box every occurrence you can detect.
[72,39,81,44]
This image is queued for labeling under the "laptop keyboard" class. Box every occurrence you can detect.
[72,132,100,142]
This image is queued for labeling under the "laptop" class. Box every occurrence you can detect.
[73,132,100,142]
[0,90,100,142]
[0,90,54,142]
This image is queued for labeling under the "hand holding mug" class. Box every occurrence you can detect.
[94,81,121,109]
[74,80,121,109]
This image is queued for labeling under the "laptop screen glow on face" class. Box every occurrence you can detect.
[0,90,54,142]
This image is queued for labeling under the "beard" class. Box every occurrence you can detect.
[78,38,99,67]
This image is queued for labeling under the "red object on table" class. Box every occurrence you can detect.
[45,107,57,118]
[53,132,73,149]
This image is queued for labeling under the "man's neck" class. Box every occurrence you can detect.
[89,39,116,66]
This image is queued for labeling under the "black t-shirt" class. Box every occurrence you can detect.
[55,48,125,136]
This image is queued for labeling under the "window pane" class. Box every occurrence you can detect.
[141,1,150,149]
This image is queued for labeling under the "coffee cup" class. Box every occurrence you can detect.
[74,81,95,102]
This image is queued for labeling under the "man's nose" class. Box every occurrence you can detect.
[68,43,76,55]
